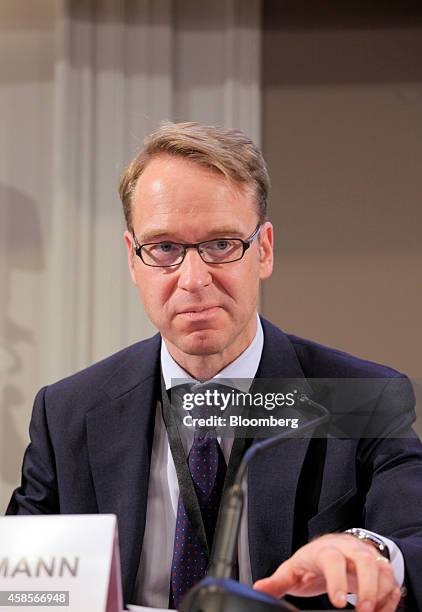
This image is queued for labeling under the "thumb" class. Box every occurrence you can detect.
[253,564,301,598]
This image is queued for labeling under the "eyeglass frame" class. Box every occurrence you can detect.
[131,223,262,268]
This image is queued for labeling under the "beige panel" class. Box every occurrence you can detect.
[262,3,422,383]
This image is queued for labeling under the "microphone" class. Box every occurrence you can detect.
[179,394,330,612]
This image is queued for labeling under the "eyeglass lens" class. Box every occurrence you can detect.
[142,238,244,266]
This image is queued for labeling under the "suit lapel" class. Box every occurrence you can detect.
[248,318,314,581]
[86,334,161,603]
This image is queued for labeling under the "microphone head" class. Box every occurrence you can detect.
[179,577,299,612]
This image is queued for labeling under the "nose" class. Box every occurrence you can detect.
[177,248,212,292]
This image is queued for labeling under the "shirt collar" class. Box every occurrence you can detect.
[161,313,263,393]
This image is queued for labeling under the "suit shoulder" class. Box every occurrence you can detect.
[285,333,405,379]
[44,333,161,409]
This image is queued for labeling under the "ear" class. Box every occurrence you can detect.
[124,230,137,285]
[258,221,274,280]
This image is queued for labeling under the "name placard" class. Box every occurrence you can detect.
[0,515,122,611]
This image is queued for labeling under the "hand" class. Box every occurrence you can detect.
[253,533,401,611]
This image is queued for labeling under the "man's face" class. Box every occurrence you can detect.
[124,154,273,367]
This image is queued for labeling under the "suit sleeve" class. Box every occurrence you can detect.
[359,376,422,610]
[6,386,60,515]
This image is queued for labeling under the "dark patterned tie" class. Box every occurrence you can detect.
[170,386,227,608]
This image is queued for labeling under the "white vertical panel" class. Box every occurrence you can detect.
[46,0,97,378]
[173,0,261,142]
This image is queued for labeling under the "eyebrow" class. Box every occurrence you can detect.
[138,227,246,243]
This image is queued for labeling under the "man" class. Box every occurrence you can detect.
[8,123,422,611]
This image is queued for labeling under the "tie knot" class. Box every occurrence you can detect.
[193,383,222,433]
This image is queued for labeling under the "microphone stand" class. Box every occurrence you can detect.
[179,395,330,612]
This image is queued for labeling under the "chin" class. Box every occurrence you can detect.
[176,329,228,356]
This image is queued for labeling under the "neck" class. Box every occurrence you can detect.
[164,317,258,381]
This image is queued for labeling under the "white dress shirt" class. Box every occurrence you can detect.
[133,315,403,607]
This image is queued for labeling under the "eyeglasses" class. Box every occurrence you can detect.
[132,224,261,268]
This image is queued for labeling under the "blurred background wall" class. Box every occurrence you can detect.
[262,0,422,379]
[1,0,421,512]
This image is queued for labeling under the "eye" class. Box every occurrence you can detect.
[214,240,230,250]
[157,243,176,253]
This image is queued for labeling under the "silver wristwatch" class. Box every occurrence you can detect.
[344,528,390,560]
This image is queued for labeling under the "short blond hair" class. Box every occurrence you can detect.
[118,121,270,230]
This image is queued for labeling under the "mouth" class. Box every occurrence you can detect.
[177,306,221,320]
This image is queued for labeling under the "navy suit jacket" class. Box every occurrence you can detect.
[7,318,422,609]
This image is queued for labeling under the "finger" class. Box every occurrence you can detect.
[375,586,401,612]
[316,546,348,608]
[254,563,303,598]
[373,559,397,607]
[352,548,379,611]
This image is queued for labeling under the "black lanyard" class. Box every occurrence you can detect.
[160,370,252,558]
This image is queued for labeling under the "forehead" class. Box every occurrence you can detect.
[131,154,258,240]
